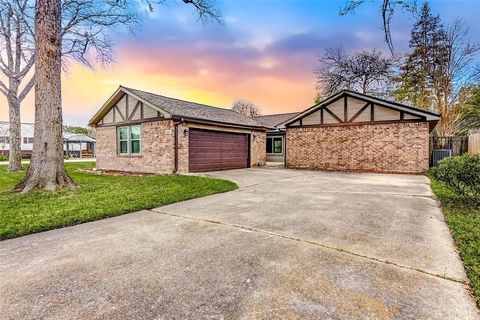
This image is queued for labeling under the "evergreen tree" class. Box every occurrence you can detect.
[394,2,449,111]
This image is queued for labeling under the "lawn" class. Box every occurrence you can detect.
[430,176,480,306]
[0,162,237,240]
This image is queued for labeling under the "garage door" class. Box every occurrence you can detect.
[189,129,249,172]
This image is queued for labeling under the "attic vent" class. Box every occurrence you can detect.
[432,149,452,166]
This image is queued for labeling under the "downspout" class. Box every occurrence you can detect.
[173,120,180,174]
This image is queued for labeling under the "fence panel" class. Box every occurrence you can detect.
[430,136,468,156]
[469,132,480,154]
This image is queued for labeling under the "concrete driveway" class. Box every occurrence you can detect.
[0,168,478,319]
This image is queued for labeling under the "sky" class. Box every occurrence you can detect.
[1,0,479,126]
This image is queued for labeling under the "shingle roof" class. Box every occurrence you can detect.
[255,112,299,128]
[123,86,266,129]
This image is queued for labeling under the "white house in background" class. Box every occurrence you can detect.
[0,121,96,158]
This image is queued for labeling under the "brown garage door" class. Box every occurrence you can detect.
[189,129,249,172]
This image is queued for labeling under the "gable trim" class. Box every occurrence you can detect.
[88,86,172,126]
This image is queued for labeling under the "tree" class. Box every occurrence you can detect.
[231,99,261,118]
[0,1,35,172]
[63,125,88,135]
[15,0,221,192]
[315,47,396,98]
[395,4,480,135]
[1,0,140,172]
[341,0,417,53]
[455,86,480,136]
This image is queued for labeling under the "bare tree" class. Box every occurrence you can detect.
[315,47,396,98]
[231,99,261,118]
[340,0,417,53]
[15,0,221,192]
[0,1,35,172]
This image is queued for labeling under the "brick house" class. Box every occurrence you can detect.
[89,87,439,174]
[260,90,440,174]
[89,86,268,174]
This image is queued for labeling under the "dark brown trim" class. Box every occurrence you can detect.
[140,102,144,119]
[287,94,345,125]
[112,106,116,123]
[96,117,172,127]
[348,102,370,123]
[320,107,324,124]
[400,111,404,120]
[125,94,129,119]
[324,106,343,123]
[299,118,303,126]
[371,103,374,121]
[343,96,347,122]
[345,92,426,121]
[288,119,423,129]
[173,121,179,174]
[173,116,268,131]
[247,134,251,168]
[115,106,125,121]
[128,101,141,120]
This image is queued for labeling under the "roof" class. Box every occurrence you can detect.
[63,133,96,143]
[89,86,267,129]
[255,112,299,128]
[280,90,441,127]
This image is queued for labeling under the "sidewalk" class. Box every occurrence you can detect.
[0,158,96,166]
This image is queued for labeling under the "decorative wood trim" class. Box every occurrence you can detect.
[125,95,129,119]
[113,106,116,123]
[128,101,141,120]
[289,119,423,129]
[324,106,343,123]
[96,117,173,127]
[348,102,370,123]
[400,111,404,120]
[320,107,324,125]
[115,106,125,121]
[371,103,374,121]
[300,118,303,126]
[140,102,144,119]
[344,96,347,122]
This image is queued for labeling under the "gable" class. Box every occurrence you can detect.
[286,92,431,128]
[96,92,168,126]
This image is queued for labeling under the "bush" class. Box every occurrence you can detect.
[0,155,7,162]
[431,153,480,204]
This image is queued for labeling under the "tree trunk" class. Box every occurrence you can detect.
[8,86,22,172]
[14,0,76,193]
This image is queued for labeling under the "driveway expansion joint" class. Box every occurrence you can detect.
[150,209,467,286]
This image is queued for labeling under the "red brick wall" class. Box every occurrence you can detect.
[250,130,266,167]
[286,122,430,173]
[96,120,177,174]
[96,120,266,173]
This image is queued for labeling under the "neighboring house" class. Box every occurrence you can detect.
[88,86,268,173]
[90,86,440,174]
[0,121,96,158]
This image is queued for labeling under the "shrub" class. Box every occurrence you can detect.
[0,155,7,162]
[431,153,480,204]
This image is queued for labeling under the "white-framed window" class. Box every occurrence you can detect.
[266,136,283,155]
[117,125,141,155]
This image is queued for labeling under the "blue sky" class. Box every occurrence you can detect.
[1,0,479,126]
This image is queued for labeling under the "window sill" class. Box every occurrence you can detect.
[266,153,284,156]
[117,154,143,158]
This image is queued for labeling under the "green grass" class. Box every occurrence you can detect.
[0,162,237,240]
[430,175,480,306]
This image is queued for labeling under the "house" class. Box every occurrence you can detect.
[88,86,268,173]
[0,121,96,158]
[89,86,440,174]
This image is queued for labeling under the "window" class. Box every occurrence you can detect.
[266,136,283,154]
[117,125,141,155]
[23,137,33,144]
[0,136,9,143]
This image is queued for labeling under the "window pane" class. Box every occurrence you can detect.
[130,125,141,139]
[131,140,140,154]
[274,138,283,154]
[119,141,128,154]
[118,127,128,140]
[266,137,273,153]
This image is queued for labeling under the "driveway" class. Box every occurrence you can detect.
[0,168,478,319]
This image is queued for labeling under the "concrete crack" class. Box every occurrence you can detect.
[150,209,467,286]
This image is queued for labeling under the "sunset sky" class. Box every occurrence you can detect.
[1,0,479,126]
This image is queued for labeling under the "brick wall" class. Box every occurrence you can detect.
[250,130,266,167]
[286,122,430,174]
[96,120,177,174]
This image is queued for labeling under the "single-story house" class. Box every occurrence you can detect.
[89,86,440,174]
[88,86,268,173]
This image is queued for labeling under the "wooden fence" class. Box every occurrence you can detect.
[430,136,469,156]
[469,131,480,154]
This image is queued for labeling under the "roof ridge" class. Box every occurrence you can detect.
[122,85,245,115]
[256,112,299,117]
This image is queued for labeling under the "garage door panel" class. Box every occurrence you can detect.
[189,129,248,172]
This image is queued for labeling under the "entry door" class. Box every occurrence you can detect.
[188,129,249,172]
